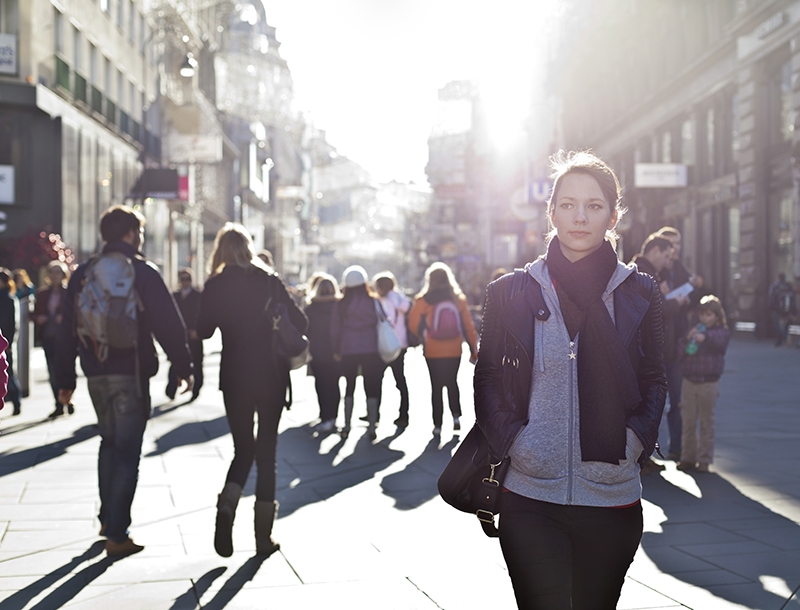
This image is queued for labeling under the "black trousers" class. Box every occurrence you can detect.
[313,359,341,422]
[222,383,284,502]
[499,492,642,610]
[340,353,384,399]
[424,357,461,427]
[167,339,203,397]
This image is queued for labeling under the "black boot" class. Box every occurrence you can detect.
[255,500,280,557]
[214,482,242,557]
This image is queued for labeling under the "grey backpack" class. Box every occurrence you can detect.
[75,251,140,362]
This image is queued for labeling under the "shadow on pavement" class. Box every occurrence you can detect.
[0,417,62,438]
[273,424,404,517]
[642,470,800,608]
[145,416,230,457]
[199,556,265,610]
[168,566,227,610]
[0,424,98,479]
[0,540,106,610]
[380,434,460,509]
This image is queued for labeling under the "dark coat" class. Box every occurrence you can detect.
[196,264,307,392]
[330,291,379,356]
[55,241,193,391]
[475,264,667,466]
[172,287,202,331]
[32,285,67,344]
[305,297,338,362]
[0,289,15,348]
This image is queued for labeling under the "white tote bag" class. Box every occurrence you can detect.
[375,300,402,363]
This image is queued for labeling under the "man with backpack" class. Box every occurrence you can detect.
[56,206,193,557]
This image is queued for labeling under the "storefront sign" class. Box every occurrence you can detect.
[0,34,16,75]
[634,163,688,188]
[168,134,222,163]
[0,165,14,204]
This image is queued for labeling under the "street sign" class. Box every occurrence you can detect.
[0,165,14,204]
[634,163,688,188]
[168,135,222,163]
[0,34,17,75]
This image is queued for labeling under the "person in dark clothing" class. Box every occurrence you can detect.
[196,223,307,559]
[0,269,22,415]
[654,227,693,461]
[33,261,71,418]
[768,273,796,347]
[0,330,8,409]
[56,206,194,558]
[166,268,203,401]
[330,265,383,440]
[304,273,341,433]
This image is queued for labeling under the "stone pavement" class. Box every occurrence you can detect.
[0,335,798,609]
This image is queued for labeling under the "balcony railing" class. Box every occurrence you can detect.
[55,56,70,92]
[74,73,88,104]
[91,86,103,114]
[105,100,116,126]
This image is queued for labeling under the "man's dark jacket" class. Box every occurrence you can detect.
[475,264,667,466]
[56,241,193,391]
[173,287,202,331]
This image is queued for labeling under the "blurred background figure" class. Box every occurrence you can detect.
[331,265,383,440]
[197,223,306,558]
[0,268,22,416]
[13,269,35,300]
[167,268,203,402]
[32,261,71,418]
[373,271,412,427]
[768,273,796,348]
[304,272,341,433]
[257,249,275,269]
[0,330,7,410]
[408,262,478,436]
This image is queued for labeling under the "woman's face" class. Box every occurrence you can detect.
[550,172,616,262]
[48,268,65,284]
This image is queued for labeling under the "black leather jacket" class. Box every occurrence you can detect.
[474,265,667,466]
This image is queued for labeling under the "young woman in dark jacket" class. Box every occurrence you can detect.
[304,273,341,433]
[197,223,307,559]
[330,265,382,440]
[475,151,666,609]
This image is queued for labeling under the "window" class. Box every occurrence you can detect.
[100,0,109,13]
[731,92,740,164]
[117,69,123,106]
[54,9,63,54]
[1,0,20,33]
[104,56,111,92]
[89,44,97,82]
[681,118,695,165]
[128,0,135,43]
[72,26,81,72]
[769,59,795,146]
[139,13,146,51]
[117,0,124,30]
[661,131,672,163]
[706,108,715,172]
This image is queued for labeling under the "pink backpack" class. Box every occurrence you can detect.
[428,300,462,340]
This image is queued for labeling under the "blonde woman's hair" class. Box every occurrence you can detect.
[307,272,340,303]
[207,223,268,276]
[545,149,626,248]
[416,262,463,301]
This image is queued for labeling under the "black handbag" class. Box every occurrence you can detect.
[437,424,509,537]
[264,278,311,371]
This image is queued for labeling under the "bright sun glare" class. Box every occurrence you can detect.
[268,0,556,183]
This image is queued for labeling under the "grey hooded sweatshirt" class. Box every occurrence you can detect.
[503,258,645,507]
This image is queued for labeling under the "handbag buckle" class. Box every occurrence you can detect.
[482,460,503,486]
[272,315,281,331]
[476,509,495,523]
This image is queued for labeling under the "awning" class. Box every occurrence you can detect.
[128,169,179,199]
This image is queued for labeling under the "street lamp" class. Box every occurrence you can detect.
[179,55,197,78]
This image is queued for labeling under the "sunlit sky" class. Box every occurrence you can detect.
[265,0,555,184]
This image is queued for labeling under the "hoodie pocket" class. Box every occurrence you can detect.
[578,427,643,485]
[508,416,570,480]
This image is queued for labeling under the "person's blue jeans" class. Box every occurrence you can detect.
[665,360,683,456]
[87,375,149,543]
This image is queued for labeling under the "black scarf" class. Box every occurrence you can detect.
[546,237,642,464]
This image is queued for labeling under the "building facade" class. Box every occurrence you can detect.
[551,0,800,332]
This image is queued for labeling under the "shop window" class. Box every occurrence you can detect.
[662,131,672,163]
[706,108,715,174]
[728,204,740,287]
[769,60,795,147]
[730,92,740,166]
[681,118,695,166]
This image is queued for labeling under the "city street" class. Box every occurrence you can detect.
[0,335,799,609]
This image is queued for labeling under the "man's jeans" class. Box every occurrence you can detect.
[87,375,149,543]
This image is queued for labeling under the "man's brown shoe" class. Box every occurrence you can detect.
[106,538,144,557]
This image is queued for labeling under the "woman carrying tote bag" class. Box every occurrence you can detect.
[197,223,307,559]
[475,150,666,609]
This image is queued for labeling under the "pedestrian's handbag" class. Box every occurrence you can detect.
[437,424,509,537]
[265,288,311,371]
[375,300,402,363]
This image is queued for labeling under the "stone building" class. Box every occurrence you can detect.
[550,0,800,331]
